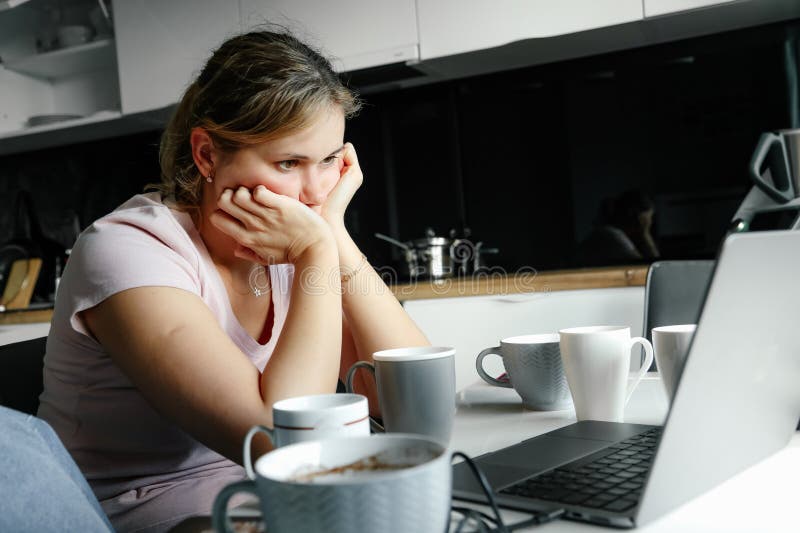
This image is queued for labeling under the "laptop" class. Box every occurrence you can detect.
[452,230,800,528]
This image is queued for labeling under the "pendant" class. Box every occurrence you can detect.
[248,264,269,297]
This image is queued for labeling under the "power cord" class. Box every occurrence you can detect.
[449,452,565,532]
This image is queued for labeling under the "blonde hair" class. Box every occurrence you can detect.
[156,29,361,211]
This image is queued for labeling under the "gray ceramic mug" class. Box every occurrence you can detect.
[476,333,572,410]
[652,324,696,403]
[212,434,452,533]
[345,346,456,446]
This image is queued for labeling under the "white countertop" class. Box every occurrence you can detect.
[0,322,50,346]
[451,378,800,532]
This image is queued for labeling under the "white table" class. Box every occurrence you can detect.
[451,377,800,532]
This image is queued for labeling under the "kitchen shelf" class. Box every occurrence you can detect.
[4,38,116,80]
[0,109,121,139]
[0,105,173,156]
[0,0,32,12]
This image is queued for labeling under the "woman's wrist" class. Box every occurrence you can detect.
[329,223,364,268]
[287,222,337,263]
[291,240,341,295]
[291,238,338,266]
[323,216,346,238]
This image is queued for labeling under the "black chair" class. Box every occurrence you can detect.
[642,260,715,370]
[0,336,47,415]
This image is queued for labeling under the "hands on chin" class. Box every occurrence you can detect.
[210,185,334,266]
[209,141,362,265]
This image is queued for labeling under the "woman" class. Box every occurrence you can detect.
[576,188,660,267]
[38,30,429,532]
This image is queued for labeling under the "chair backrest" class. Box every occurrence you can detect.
[642,260,715,369]
[0,336,47,415]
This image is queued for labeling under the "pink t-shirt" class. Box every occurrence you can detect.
[38,193,293,532]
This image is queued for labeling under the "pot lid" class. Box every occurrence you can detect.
[410,236,451,247]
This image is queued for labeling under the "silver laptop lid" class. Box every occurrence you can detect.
[637,230,800,525]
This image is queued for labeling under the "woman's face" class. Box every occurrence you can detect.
[211,106,346,214]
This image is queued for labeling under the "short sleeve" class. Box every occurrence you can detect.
[61,203,201,339]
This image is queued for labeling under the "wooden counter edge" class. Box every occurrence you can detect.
[0,267,650,320]
[0,308,54,325]
[389,265,649,301]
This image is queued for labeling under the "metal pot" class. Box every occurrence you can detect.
[409,234,454,279]
[375,228,500,280]
[376,230,454,280]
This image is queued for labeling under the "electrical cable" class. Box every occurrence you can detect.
[448,451,565,532]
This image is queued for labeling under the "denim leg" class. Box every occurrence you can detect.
[0,406,113,532]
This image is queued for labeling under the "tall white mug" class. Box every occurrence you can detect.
[652,324,696,403]
[558,326,654,422]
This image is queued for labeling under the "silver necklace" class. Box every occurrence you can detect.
[248,264,269,297]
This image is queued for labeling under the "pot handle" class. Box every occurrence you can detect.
[449,238,476,266]
[374,232,410,251]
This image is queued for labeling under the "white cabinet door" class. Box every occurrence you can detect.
[112,0,240,114]
[417,0,643,61]
[644,0,739,17]
[240,0,418,72]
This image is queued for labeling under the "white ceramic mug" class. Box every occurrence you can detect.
[213,434,452,533]
[652,324,696,403]
[242,393,369,479]
[476,334,572,410]
[558,326,654,422]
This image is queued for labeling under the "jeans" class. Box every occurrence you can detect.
[0,406,114,532]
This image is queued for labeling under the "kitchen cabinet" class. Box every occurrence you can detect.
[0,0,120,141]
[239,0,418,73]
[416,0,644,61]
[644,0,739,18]
[0,0,31,12]
[5,38,115,79]
[2,0,799,156]
[111,0,239,115]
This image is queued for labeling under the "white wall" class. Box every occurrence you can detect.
[404,286,645,392]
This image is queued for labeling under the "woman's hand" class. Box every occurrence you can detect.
[320,143,363,229]
[210,185,335,265]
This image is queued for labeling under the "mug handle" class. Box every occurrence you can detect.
[212,480,259,533]
[344,361,385,433]
[626,337,654,406]
[476,347,511,388]
[243,425,275,480]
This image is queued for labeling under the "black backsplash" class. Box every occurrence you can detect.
[0,132,161,249]
[1,19,795,282]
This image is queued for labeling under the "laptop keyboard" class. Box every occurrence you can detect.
[499,428,662,513]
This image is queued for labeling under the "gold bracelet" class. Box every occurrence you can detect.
[340,254,368,285]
